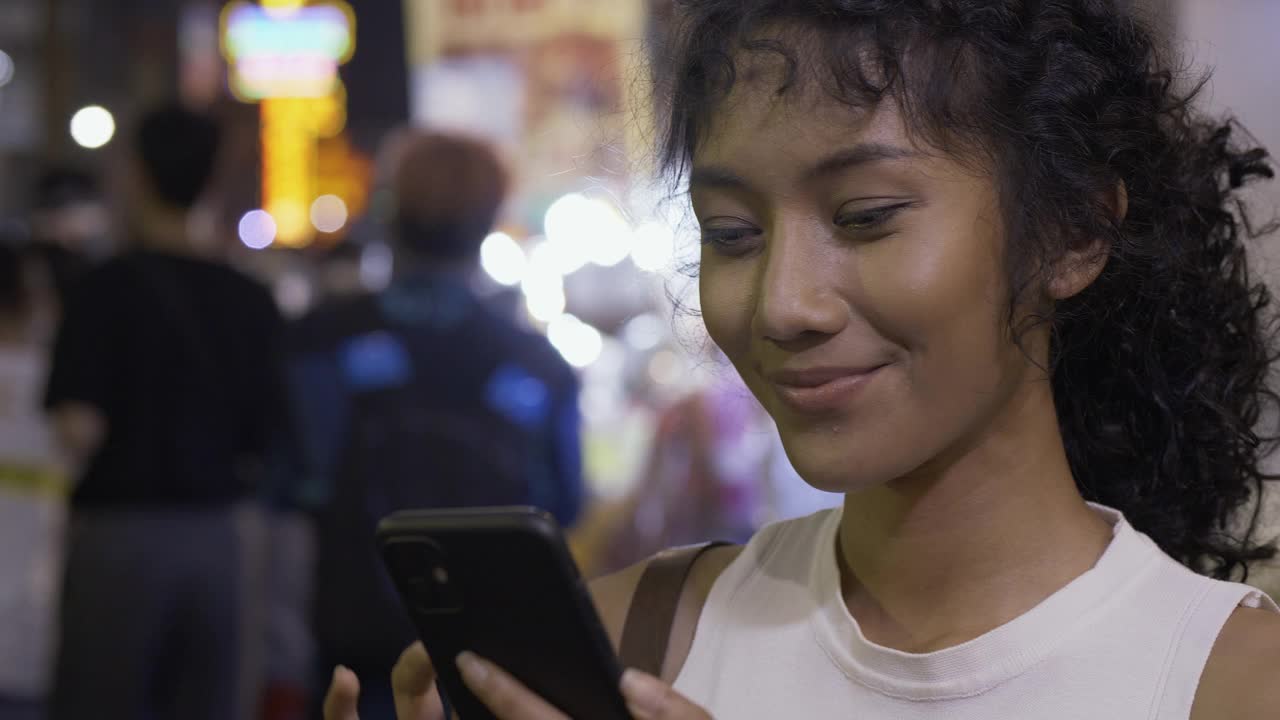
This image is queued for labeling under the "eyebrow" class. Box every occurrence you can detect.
[806,143,918,180]
[689,142,918,191]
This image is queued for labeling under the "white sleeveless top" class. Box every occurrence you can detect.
[673,504,1278,719]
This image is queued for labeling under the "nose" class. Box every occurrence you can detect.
[753,220,848,346]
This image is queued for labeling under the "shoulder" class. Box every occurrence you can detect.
[497,316,567,364]
[496,323,579,390]
[665,545,746,678]
[55,258,138,327]
[588,545,745,676]
[70,255,136,297]
[288,295,377,346]
[589,558,650,648]
[213,262,274,304]
[1191,605,1280,720]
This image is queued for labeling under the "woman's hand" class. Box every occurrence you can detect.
[456,651,713,720]
[322,642,714,720]
[323,642,447,720]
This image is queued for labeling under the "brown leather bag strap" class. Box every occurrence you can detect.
[618,541,732,677]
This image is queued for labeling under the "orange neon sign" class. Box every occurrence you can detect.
[221,0,356,247]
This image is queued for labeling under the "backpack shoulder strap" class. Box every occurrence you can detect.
[618,541,733,677]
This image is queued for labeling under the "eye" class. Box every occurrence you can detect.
[699,218,761,256]
[834,201,915,232]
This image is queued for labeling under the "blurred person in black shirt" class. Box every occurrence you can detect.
[288,131,584,717]
[43,105,290,720]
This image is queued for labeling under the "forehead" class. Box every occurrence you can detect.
[695,45,916,167]
[703,86,904,156]
[689,40,996,195]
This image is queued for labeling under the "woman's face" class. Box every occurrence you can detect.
[693,76,1042,493]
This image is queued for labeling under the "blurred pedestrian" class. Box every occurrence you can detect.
[43,104,292,720]
[287,130,584,716]
[27,166,107,312]
[0,238,67,720]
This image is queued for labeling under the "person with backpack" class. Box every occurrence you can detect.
[289,130,584,717]
[43,105,291,720]
[325,2,1280,718]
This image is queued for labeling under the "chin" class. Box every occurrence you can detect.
[779,431,896,495]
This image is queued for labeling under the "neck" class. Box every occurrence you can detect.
[132,206,203,257]
[837,376,1113,653]
[0,312,26,344]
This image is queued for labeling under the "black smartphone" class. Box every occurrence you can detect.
[376,507,631,720]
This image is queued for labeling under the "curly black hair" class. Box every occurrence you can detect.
[652,0,1280,580]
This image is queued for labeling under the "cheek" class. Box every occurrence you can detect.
[698,260,753,357]
[862,216,1010,391]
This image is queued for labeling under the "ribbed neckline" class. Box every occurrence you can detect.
[809,504,1160,701]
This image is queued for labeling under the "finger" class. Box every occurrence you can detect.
[391,642,446,720]
[391,642,436,697]
[322,666,361,720]
[456,652,569,720]
[620,669,713,720]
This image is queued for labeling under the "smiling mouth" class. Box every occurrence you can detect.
[768,365,887,414]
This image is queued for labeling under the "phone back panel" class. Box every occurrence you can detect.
[377,508,630,720]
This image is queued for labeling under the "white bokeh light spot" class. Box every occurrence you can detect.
[0,50,15,88]
[547,314,603,369]
[480,232,526,286]
[238,210,277,250]
[543,194,635,272]
[310,194,349,233]
[623,313,666,352]
[70,106,116,149]
[631,222,676,272]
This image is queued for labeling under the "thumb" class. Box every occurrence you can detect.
[323,665,361,720]
[620,669,713,720]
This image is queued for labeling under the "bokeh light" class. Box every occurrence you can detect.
[543,193,593,274]
[274,271,313,317]
[544,193,634,272]
[586,200,632,267]
[0,50,14,88]
[69,106,115,149]
[623,313,665,352]
[261,0,306,17]
[631,222,676,272]
[480,232,526,286]
[268,198,310,247]
[522,274,566,323]
[359,242,394,291]
[238,210,277,250]
[648,349,683,386]
[310,194,348,233]
[522,240,567,322]
[547,314,604,369]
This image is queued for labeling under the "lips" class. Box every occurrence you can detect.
[766,364,886,414]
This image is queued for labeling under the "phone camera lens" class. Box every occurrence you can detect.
[384,540,462,613]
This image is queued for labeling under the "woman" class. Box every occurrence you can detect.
[327,1,1280,718]
[0,241,67,719]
